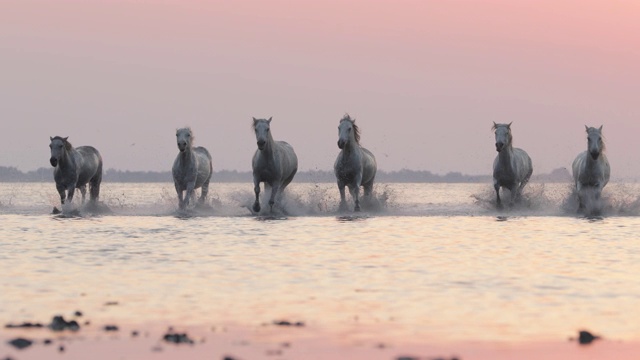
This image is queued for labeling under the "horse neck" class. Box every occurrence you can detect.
[341,137,360,155]
[585,150,602,168]
[57,147,74,169]
[178,145,194,162]
[497,143,514,166]
[258,134,276,159]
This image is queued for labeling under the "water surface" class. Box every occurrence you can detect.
[1,182,640,346]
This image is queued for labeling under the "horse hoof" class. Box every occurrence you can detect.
[354,206,361,212]
[253,203,261,213]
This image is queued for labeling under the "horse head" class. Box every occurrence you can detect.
[586,125,604,160]
[253,117,272,150]
[176,128,193,153]
[493,122,512,153]
[49,136,69,167]
[338,114,360,149]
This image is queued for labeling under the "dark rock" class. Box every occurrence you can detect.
[8,337,33,349]
[43,338,53,345]
[59,345,65,352]
[49,315,80,331]
[131,330,139,337]
[272,320,305,327]
[5,322,44,329]
[223,356,239,360]
[396,357,419,360]
[74,311,83,317]
[104,301,119,306]
[163,332,194,344]
[104,325,119,332]
[578,330,600,345]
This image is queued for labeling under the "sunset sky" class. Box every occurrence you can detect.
[2,0,639,178]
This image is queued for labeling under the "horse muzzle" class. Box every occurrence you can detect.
[337,140,345,149]
[495,143,504,152]
[50,158,58,167]
[257,140,266,150]
[590,151,600,160]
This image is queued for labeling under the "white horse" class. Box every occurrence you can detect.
[334,114,377,212]
[572,125,610,213]
[492,122,533,208]
[49,136,103,209]
[172,127,213,210]
[252,117,298,214]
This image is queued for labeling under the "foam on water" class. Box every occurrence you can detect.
[1,182,640,218]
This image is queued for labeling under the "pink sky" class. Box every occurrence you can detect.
[2,0,640,177]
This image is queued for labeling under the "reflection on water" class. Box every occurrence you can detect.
[1,183,640,345]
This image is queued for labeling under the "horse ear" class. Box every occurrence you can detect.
[599,125,603,131]
[50,136,53,141]
[585,125,589,132]
[63,137,68,141]
[267,117,272,124]
[507,122,512,128]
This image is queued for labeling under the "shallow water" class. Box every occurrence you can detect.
[1,182,640,346]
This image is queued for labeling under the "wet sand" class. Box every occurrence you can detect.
[2,321,639,360]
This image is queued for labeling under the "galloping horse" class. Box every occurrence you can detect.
[334,114,377,212]
[492,122,533,208]
[172,127,213,210]
[572,125,610,213]
[251,117,298,214]
[49,136,103,209]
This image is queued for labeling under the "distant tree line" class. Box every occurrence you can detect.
[0,166,572,183]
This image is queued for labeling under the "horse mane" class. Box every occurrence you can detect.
[340,114,360,144]
[51,136,73,151]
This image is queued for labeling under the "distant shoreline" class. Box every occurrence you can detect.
[0,166,575,183]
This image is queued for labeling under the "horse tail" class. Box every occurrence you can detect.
[90,148,103,202]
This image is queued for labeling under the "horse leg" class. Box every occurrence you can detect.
[175,183,185,210]
[89,173,101,204]
[494,182,502,209]
[79,185,87,205]
[363,181,374,197]
[184,181,196,209]
[199,178,210,205]
[349,184,361,212]
[66,187,76,210]
[337,181,347,211]
[575,183,584,213]
[56,184,67,206]
[253,178,261,213]
[362,180,374,208]
[269,183,281,214]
